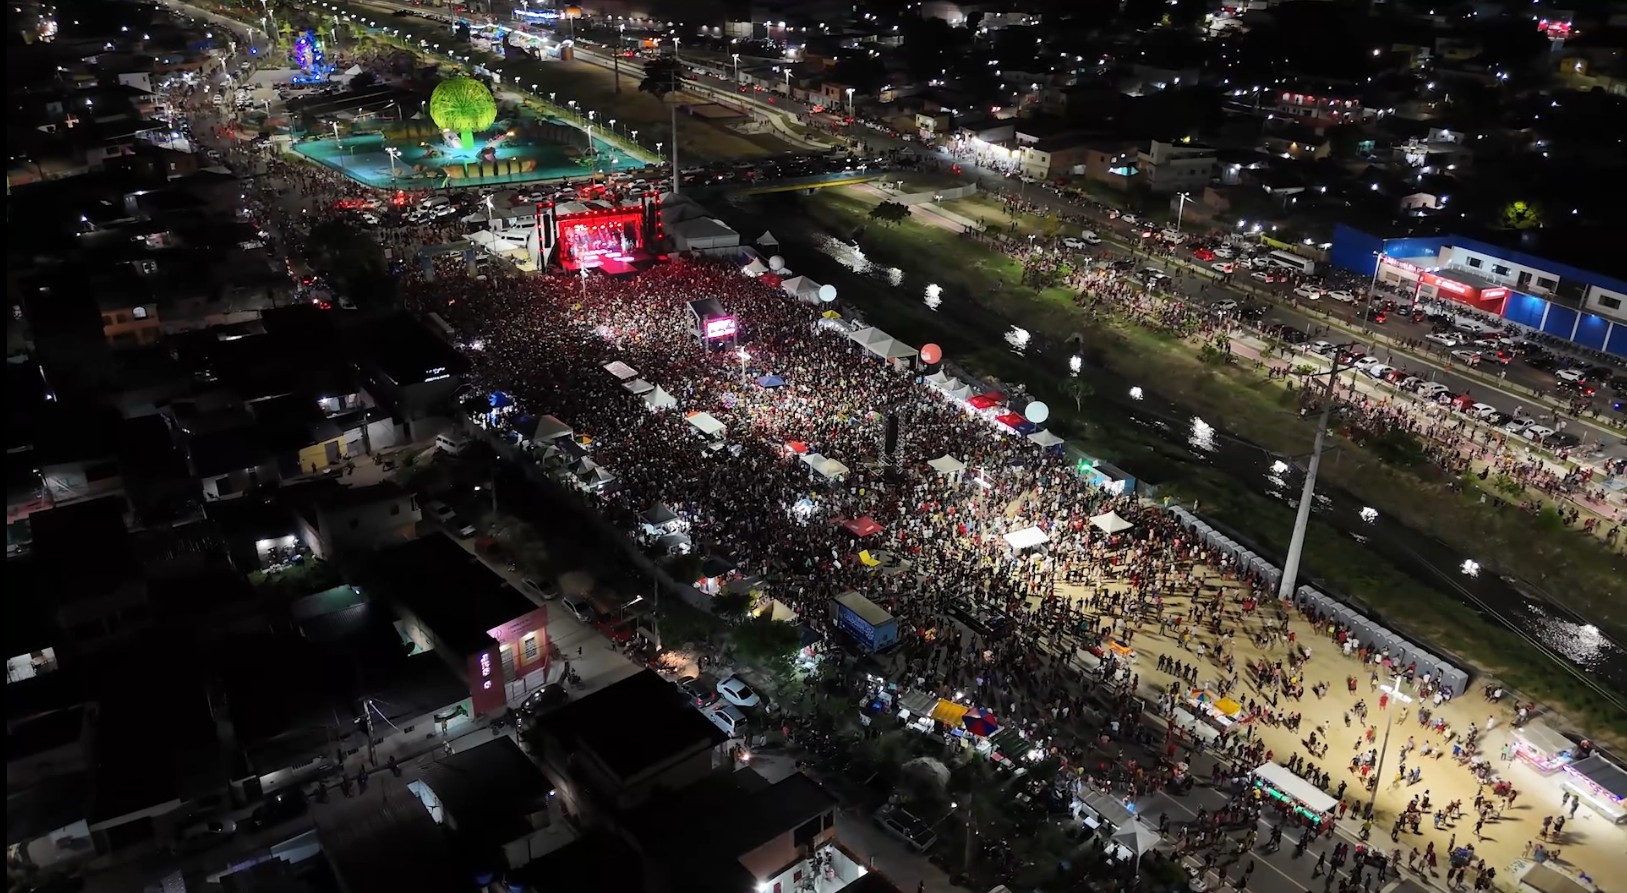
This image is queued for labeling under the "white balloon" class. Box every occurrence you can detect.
[817,283,837,302]
[768,255,786,271]
[1024,401,1050,424]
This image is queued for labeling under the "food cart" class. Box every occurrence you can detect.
[1251,762,1339,827]
[1510,722,1579,774]
[1559,754,1627,824]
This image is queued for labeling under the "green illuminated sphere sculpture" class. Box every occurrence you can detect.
[429,77,498,152]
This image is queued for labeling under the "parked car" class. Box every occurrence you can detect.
[1416,382,1450,399]
[1213,300,1238,314]
[1450,349,1482,366]
[1061,237,1087,250]
[1293,286,1323,300]
[716,675,762,708]
[521,578,560,600]
[1425,332,1462,348]
[1467,403,1500,421]
[519,683,569,716]
[1541,431,1581,449]
[675,674,719,708]
[704,702,748,737]
[560,592,597,623]
[1556,368,1587,383]
[1326,289,1356,303]
[1211,261,1235,274]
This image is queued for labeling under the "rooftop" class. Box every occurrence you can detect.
[538,669,725,783]
[29,496,136,598]
[626,769,841,893]
[370,535,537,656]
[314,789,461,893]
[353,315,467,389]
[419,736,551,842]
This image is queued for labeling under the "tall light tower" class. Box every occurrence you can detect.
[1276,355,1352,601]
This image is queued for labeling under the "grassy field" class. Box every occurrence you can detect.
[784,186,1627,742]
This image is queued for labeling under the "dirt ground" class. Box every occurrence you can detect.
[1048,557,1627,885]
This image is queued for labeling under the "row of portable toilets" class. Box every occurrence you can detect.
[1165,506,1471,699]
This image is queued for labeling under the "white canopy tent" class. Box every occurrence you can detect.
[877,339,919,360]
[644,386,678,410]
[1252,763,1339,816]
[686,411,726,437]
[927,455,966,475]
[622,378,655,396]
[532,414,573,443]
[801,453,850,480]
[924,371,951,388]
[757,231,780,247]
[1111,823,1161,858]
[603,360,639,380]
[1003,527,1050,550]
[1090,511,1134,534]
[742,257,769,277]
[848,326,891,348]
[1028,430,1065,448]
[781,275,823,303]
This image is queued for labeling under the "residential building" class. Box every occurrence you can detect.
[1137,139,1217,193]
[1080,143,1141,192]
[1017,136,1094,180]
[291,480,420,561]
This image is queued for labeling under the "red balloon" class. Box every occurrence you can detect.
[920,343,943,365]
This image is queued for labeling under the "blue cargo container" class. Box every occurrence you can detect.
[833,591,898,652]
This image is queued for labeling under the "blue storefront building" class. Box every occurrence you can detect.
[1330,224,1627,359]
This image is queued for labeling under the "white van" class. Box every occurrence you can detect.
[1081,231,1102,245]
[705,703,748,738]
[435,433,471,455]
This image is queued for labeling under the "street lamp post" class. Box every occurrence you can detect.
[1174,191,1193,230]
[732,52,740,82]
[738,348,749,384]
[330,121,344,168]
[631,128,638,144]
[614,23,625,94]
[845,86,855,110]
[1365,678,1415,824]
[1362,250,1385,332]
[385,145,401,179]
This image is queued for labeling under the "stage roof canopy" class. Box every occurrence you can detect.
[1003,527,1049,550]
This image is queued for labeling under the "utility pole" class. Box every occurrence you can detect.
[1276,355,1349,601]
[360,697,377,766]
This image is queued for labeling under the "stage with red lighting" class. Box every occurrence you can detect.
[536,193,661,274]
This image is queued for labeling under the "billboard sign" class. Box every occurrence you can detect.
[468,647,507,715]
[704,316,737,339]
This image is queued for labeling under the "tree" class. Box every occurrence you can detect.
[639,56,683,101]
[869,201,910,225]
[429,76,497,151]
[1061,378,1094,412]
[713,590,752,620]
[306,217,388,304]
[729,614,800,663]
[1499,200,1543,230]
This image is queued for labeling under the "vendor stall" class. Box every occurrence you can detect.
[1559,754,1627,824]
[1510,722,1579,775]
[1251,762,1338,825]
[1188,690,1242,730]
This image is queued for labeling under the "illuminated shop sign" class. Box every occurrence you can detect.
[705,316,738,339]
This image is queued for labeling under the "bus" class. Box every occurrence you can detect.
[1266,250,1317,275]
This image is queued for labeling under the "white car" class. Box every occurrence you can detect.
[1211,262,1235,274]
[1250,270,1275,282]
[715,675,762,708]
[417,195,451,210]
[1081,231,1102,244]
[1326,289,1356,303]
[1450,349,1482,366]
[1468,403,1499,421]
[1501,418,1532,437]
[1365,364,1396,379]
[1061,237,1087,250]
[1294,286,1323,300]
[1425,332,1462,348]
[1556,368,1586,382]
[1307,340,1336,356]
[1212,246,1233,258]
[1416,382,1449,399]
[1353,356,1384,371]
[1121,213,1139,225]
[425,501,456,524]
[704,702,748,737]
[1522,425,1556,441]
[1213,300,1239,314]
[357,212,380,226]
[1398,376,1424,391]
